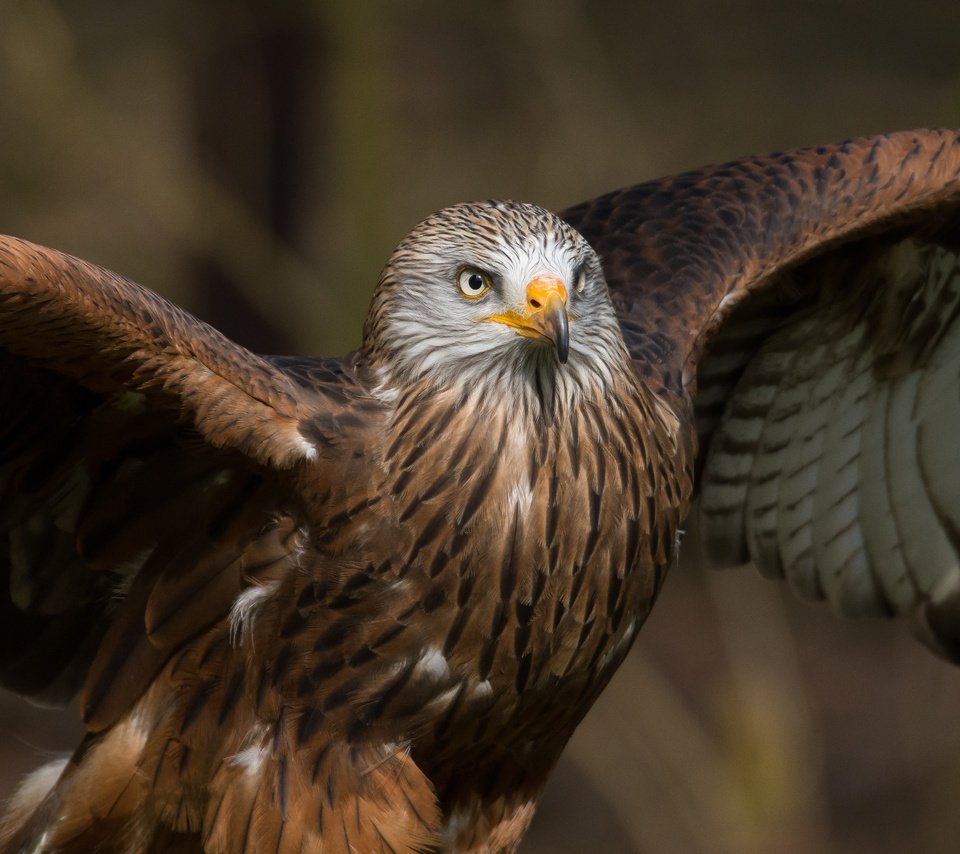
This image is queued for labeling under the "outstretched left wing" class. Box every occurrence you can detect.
[563,129,960,660]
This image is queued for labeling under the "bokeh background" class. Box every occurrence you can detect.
[2,2,960,852]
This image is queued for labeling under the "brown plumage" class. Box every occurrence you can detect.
[1,129,959,852]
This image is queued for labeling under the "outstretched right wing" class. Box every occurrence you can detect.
[0,237,341,717]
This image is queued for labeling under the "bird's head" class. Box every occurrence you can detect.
[363,200,629,400]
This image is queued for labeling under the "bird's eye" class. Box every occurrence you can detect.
[457,268,492,299]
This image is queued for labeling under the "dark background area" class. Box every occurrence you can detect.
[1,2,959,851]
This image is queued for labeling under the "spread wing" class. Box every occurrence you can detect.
[0,236,336,717]
[563,129,960,661]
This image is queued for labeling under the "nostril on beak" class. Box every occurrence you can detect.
[528,297,542,309]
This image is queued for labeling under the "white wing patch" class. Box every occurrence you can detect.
[228,581,280,648]
[413,646,451,681]
[228,745,269,778]
[0,757,69,850]
[226,722,271,779]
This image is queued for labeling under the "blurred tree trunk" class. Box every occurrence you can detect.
[184,3,329,353]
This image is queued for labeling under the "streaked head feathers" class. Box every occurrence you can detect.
[363,200,628,402]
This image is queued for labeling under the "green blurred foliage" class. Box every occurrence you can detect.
[1,1,959,851]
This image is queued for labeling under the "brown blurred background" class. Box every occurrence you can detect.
[1,1,960,851]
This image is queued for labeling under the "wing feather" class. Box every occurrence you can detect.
[855,381,914,612]
[884,373,956,595]
[808,343,882,615]
[773,327,830,601]
[743,338,805,581]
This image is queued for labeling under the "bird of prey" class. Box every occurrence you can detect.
[1,128,959,853]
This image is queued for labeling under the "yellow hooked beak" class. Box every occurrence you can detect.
[481,275,570,363]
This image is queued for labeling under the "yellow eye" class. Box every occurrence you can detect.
[457,268,492,299]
